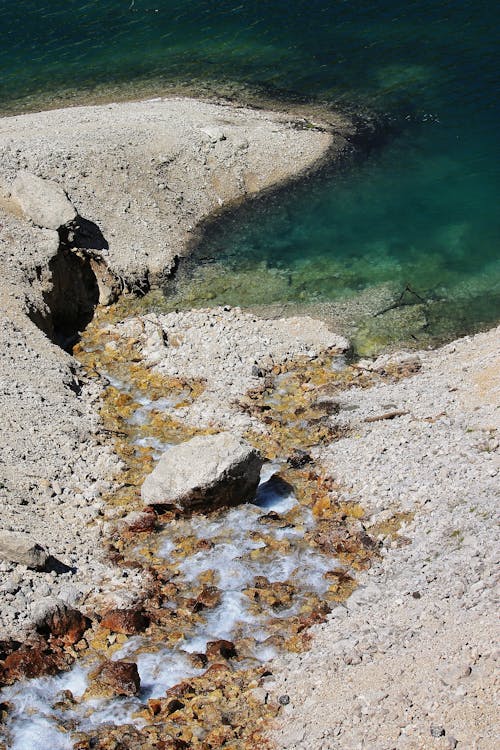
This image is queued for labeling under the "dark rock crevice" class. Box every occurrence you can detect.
[28,215,122,351]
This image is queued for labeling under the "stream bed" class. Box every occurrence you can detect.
[0,308,393,750]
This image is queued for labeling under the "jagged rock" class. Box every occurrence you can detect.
[141,432,263,512]
[0,646,61,683]
[33,598,89,645]
[0,530,48,569]
[100,608,149,635]
[11,171,77,229]
[205,639,238,661]
[90,660,141,697]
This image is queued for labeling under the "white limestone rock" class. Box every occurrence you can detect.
[141,432,263,512]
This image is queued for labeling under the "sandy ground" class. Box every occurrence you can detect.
[266,328,499,749]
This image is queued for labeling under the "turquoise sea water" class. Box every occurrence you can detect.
[1,1,499,349]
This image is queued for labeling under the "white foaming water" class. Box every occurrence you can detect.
[1,666,89,750]
[132,435,172,458]
[0,455,341,746]
[135,650,202,699]
[180,542,260,589]
[127,396,177,425]
[9,717,74,750]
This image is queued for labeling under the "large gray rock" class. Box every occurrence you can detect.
[12,171,77,229]
[141,432,263,512]
[0,530,48,569]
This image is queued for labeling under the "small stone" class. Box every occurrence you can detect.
[0,530,48,570]
[279,694,290,705]
[430,725,446,738]
[206,639,237,661]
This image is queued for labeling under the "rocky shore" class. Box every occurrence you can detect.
[0,96,344,639]
[0,97,498,749]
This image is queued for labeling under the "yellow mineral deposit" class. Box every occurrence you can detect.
[64,305,418,748]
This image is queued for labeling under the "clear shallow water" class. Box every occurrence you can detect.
[1,1,499,343]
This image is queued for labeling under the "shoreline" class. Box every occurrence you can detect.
[0,94,348,641]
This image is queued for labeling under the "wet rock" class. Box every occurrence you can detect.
[52,689,76,711]
[187,652,208,669]
[190,585,221,611]
[122,508,157,533]
[0,529,48,569]
[101,607,149,635]
[90,660,141,697]
[206,639,238,661]
[33,598,90,646]
[257,510,294,529]
[0,700,12,723]
[0,644,62,683]
[141,432,263,512]
[244,577,295,610]
[11,171,77,229]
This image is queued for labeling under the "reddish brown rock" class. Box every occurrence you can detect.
[187,652,208,669]
[309,518,376,559]
[190,585,221,611]
[43,606,90,646]
[101,608,149,635]
[91,660,141,697]
[205,639,238,661]
[1,646,61,683]
[125,507,157,533]
[296,601,331,633]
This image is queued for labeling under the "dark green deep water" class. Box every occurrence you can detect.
[1,1,499,350]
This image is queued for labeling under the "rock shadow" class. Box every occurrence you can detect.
[29,215,121,351]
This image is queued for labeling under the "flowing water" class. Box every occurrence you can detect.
[0,319,377,748]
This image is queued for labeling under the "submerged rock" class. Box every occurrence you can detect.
[141,432,263,512]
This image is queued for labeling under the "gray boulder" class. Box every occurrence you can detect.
[12,171,77,229]
[141,432,263,512]
[0,529,48,569]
